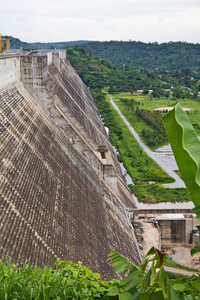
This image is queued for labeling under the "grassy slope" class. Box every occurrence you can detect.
[129,183,189,203]
[104,94,173,184]
[105,94,192,203]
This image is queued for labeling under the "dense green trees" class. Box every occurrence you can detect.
[2,35,33,49]
[80,41,200,71]
[67,46,168,93]
[67,44,200,96]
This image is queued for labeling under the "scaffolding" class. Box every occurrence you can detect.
[0,34,10,55]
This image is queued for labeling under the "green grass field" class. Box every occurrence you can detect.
[129,184,190,203]
[112,94,200,140]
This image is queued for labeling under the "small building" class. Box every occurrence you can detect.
[156,213,199,244]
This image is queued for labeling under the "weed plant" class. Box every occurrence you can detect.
[129,184,190,203]
[1,254,199,299]
[0,255,120,299]
[167,273,200,298]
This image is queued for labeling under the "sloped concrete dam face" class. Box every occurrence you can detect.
[0,51,140,278]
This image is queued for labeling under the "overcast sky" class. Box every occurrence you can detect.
[1,0,200,43]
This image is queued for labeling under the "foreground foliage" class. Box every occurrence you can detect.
[1,252,200,300]
[0,256,120,299]
[108,247,200,300]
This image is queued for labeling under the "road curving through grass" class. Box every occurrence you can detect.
[109,96,185,189]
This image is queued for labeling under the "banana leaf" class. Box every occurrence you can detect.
[162,103,200,255]
[162,103,200,211]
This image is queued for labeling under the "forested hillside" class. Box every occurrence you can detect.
[30,40,89,49]
[66,45,200,95]
[80,41,200,71]
[2,35,33,49]
[3,35,200,94]
[2,35,89,50]
[4,36,200,72]
[66,45,170,92]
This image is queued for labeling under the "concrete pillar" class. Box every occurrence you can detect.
[21,55,48,92]
[103,164,118,194]
[0,56,21,89]
[52,51,66,71]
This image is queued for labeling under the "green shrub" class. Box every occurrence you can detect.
[129,184,190,203]
[0,255,120,299]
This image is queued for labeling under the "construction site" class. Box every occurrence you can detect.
[0,41,199,277]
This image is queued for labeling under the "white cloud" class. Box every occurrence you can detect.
[0,0,199,43]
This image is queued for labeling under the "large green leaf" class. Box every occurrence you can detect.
[139,290,164,300]
[190,243,200,257]
[120,268,140,291]
[157,266,180,300]
[173,283,185,292]
[162,103,200,213]
[119,292,133,300]
[108,250,138,274]
[163,103,200,258]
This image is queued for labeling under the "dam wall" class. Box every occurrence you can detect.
[0,50,139,278]
[0,56,21,89]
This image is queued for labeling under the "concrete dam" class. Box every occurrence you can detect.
[0,50,141,278]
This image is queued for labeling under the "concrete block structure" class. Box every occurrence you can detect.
[0,50,140,278]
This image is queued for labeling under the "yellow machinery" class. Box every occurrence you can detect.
[0,34,10,55]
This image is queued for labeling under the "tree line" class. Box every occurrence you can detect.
[80,40,200,71]
[66,45,200,96]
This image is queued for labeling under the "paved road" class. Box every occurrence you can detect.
[109,96,185,188]
[164,266,199,276]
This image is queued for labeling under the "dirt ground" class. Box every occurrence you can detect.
[163,243,200,271]
[140,220,200,271]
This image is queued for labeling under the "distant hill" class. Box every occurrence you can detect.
[79,41,200,71]
[1,35,90,50]
[4,36,200,72]
[2,35,33,49]
[30,40,90,49]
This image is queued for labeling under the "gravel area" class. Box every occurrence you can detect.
[163,243,200,272]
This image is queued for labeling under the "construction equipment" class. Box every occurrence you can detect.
[0,34,10,55]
